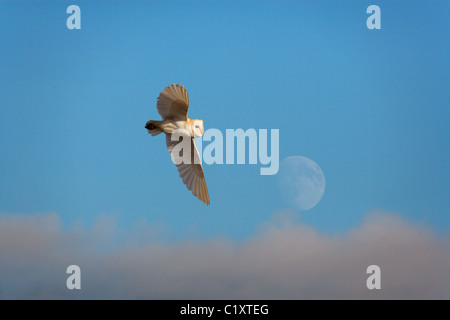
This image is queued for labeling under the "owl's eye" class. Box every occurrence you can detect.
[195,126,199,128]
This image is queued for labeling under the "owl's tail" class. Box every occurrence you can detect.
[145,120,163,136]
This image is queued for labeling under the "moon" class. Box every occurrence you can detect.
[277,156,326,211]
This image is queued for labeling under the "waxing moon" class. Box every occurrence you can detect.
[277,156,326,211]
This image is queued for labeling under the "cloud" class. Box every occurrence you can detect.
[0,210,448,299]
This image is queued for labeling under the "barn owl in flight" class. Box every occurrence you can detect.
[145,84,210,205]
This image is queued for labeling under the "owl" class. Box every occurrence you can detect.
[145,84,210,205]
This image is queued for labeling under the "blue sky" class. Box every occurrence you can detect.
[0,0,449,242]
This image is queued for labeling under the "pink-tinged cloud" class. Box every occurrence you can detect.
[0,210,448,299]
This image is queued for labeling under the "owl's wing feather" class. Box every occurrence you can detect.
[157,84,189,121]
[166,134,210,205]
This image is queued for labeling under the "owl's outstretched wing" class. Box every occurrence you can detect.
[166,134,210,205]
[157,83,189,121]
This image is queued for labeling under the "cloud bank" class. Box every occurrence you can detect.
[0,210,448,299]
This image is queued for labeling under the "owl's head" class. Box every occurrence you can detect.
[190,119,204,138]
